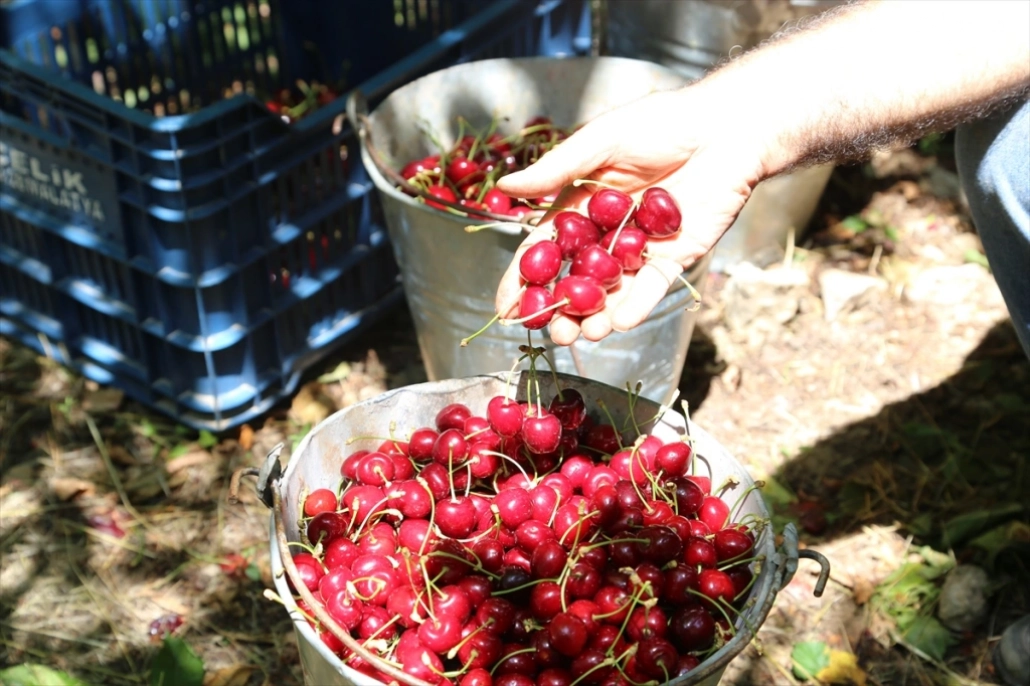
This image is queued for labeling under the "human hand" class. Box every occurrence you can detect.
[493,87,771,346]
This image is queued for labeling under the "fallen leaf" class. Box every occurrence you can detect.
[108,445,138,466]
[82,387,124,413]
[317,361,352,384]
[289,383,332,427]
[853,578,876,606]
[166,451,212,475]
[238,424,254,451]
[203,665,258,686]
[0,664,89,685]
[150,636,204,686]
[791,640,831,681]
[50,477,96,501]
[816,649,867,685]
[902,615,956,661]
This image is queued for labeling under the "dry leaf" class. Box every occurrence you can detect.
[51,477,96,501]
[204,665,259,686]
[82,387,125,413]
[289,383,332,426]
[166,451,211,475]
[238,424,255,451]
[108,445,138,466]
[852,578,876,606]
[816,649,867,686]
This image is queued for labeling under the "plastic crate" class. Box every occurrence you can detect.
[0,0,593,431]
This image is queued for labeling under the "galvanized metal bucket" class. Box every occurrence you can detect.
[602,0,840,272]
[352,56,711,407]
[251,371,830,686]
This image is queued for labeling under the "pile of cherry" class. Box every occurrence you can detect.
[509,186,684,332]
[397,116,574,218]
[285,385,765,686]
[264,79,340,124]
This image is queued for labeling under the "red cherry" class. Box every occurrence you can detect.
[559,454,594,490]
[306,511,348,547]
[565,562,602,600]
[483,188,512,214]
[520,240,564,286]
[436,496,477,538]
[698,568,737,605]
[446,157,482,187]
[494,487,534,529]
[487,396,524,437]
[432,428,470,466]
[635,638,679,679]
[426,185,457,211]
[554,275,606,317]
[699,495,731,531]
[626,605,668,642]
[685,536,718,568]
[553,211,602,260]
[323,536,360,570]
[437,403,473,432]
[517,286,556,330]
[570,244,623,290]
[583,424,621,455]
[303,488,338,517]
[548,612,589,657]
[671,477,705,516]
[587,188,635,232]
[671,605,716,652]
[354,451,394,486]
[714,526,755,562]
[522,412,562,454]
[341,484,386,523]
[325,589,363,630]
[408,427,439,462]
[600,226,648,272]
[655,441,692,477]
[548,389,587,431]
[633,187,682,237]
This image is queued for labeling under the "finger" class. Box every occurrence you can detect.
[580,312,614,342]
[548,314,583,347]
[610,257,684,332]
[496,120,616,199]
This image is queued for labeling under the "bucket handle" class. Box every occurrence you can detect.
[345,89,544,226]
[229,444,436,686]
[776,522,831,597]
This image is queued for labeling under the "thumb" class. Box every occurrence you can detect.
[496,120,615,199]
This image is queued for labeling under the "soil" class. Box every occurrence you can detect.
[1,137,1027,686]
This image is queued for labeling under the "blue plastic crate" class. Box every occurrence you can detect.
[0,0,592,431]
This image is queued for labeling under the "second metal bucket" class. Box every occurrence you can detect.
[355,56,710,407]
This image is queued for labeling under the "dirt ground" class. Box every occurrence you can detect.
[1,137,1028,686]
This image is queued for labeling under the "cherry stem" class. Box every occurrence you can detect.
[490,646,538,677]
[727,481,765,524]
[489,577,549,597]
[464,220,527,234]
[606,198,638,257]
[286,539,322,559]
[595,400,625,450]
[499,297,568,327]
[429,549,500,580]
[571,178,619,191]
[624,382,644,437]
[717,553,765,572]
[351,495,392,540]
[482,450,533,486]
[417,478,436,557]
[674,272,703,311]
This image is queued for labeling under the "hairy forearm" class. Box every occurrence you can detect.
[697,0,1030,176]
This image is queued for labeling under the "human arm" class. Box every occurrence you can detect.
[494,0,1030,345]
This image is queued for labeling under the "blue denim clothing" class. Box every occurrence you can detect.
[955,98,1030,359]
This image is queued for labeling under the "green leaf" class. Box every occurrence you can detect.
[139,417,157,438]
[841,215,868,233]
[245,563,261,582]
[902,616,956,661]
[791,640,831,681]
[884,225,900,242]
[168,443,190,459]
[941,503,1025,549]
[963,249,990,269]
[317,361,353,384]
[0,664,89,686]
[149,637,204,686]
[759,475,797,511]
[197,430,218,449]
